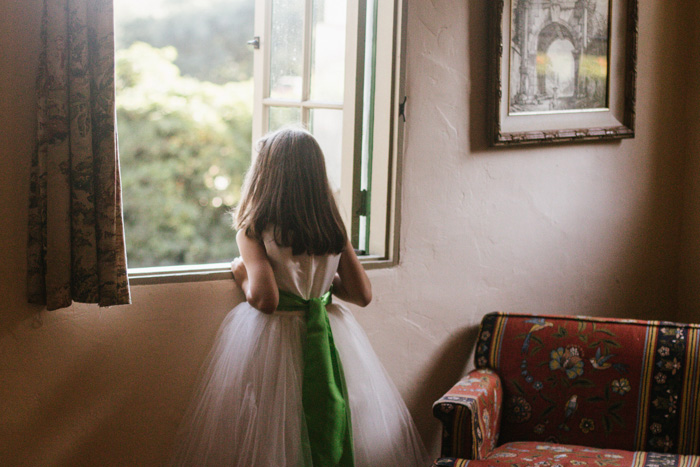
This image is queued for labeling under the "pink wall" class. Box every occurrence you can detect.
[0,0,697,464]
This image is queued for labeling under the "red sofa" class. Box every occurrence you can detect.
[432,312,700,467]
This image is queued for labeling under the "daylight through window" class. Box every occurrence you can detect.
[115,0,405,278]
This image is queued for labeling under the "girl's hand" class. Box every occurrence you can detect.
[231,257,248,286]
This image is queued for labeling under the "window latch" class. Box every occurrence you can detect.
[247,36,260,49]
[398,95,407,122]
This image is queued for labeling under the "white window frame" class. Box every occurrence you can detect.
[129,0,406,284]
[252,0,356,240]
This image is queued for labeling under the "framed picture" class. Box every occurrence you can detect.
[489,0,638,146]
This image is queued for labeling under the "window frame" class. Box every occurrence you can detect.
[127,0,406,285]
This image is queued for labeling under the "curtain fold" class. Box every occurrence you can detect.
[27,0,130,311]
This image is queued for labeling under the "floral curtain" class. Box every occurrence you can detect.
[27,0,130,311]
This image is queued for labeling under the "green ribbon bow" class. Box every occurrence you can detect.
[277,289,354,467]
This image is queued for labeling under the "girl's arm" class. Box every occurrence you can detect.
[232,229,279,313]
[332,239,372,307]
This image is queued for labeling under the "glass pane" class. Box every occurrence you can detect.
[270,0,305,100]
[268,106,302,132]
[309,108,343,192]
[310,0,347,102]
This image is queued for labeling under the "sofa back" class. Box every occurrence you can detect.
[475,312,700,455]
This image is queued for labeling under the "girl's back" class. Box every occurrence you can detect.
[263,228,340,300]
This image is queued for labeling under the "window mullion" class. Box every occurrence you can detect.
[253,0,272,144]
[262,99,342,110]
[301,0,313,127]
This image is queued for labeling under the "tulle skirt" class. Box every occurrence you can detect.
[170,301,431,466]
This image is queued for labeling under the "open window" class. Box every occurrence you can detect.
[116,0,406,282]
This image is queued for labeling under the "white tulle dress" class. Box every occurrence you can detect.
[170,231,431,466]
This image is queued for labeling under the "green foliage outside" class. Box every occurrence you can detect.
[116,0,255,84]
[117,42,252,267]
[115,0,255,268]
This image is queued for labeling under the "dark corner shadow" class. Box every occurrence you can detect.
[468,0,490,154]
[406,324,480,453]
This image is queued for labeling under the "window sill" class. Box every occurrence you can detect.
[128,255,396,286]
[128,263,233,285]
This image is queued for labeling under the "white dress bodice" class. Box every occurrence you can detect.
[262,230,340,300]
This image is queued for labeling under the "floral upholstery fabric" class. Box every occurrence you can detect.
[432,441,700,467]
[433,369,503,459]
[433,312,700,467]
[476,313,700,454]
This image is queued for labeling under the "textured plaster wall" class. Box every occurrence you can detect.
[0,0,694,465]
[395,0,689,449]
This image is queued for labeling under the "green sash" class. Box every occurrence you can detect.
[277,289,354,467]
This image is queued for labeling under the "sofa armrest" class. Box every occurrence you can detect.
[432,369,502,460]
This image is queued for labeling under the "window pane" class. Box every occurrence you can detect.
[270,0,305,100]
[310,0,347,102]
[309,108,343,192]
[115,0,254,268]
[268,106,302,131]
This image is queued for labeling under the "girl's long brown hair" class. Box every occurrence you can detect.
[235,127,347,256]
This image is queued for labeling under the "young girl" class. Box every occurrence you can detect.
[171,128,430,466]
